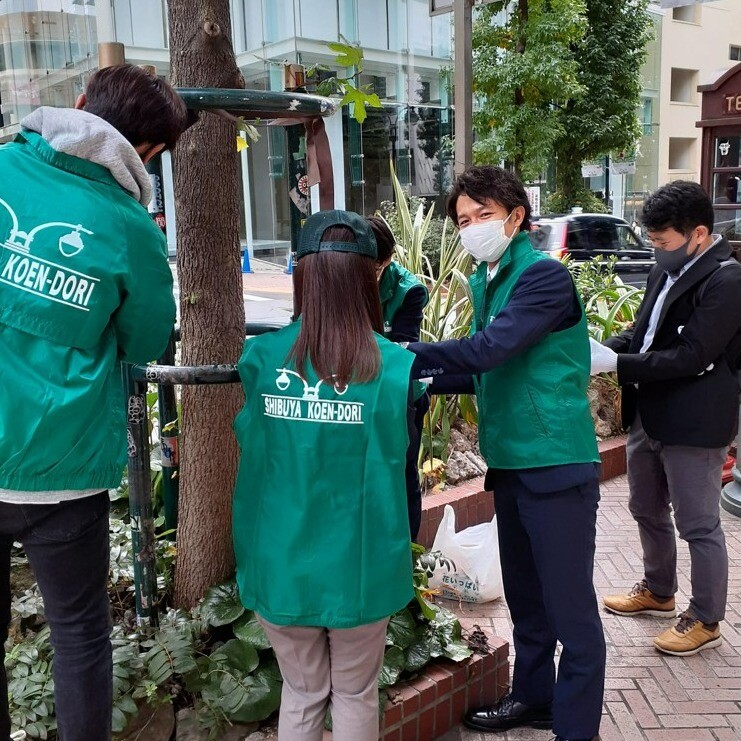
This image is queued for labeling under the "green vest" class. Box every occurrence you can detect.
[233,321,414,628]
[470,232,599,469]
[379,262,429,337]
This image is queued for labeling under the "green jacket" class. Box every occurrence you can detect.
[379,262,428,338]
[233,321,414,628]
[0,128,175,491]
[471,232,598,469]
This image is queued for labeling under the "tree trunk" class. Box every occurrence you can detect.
[168,0,246,608]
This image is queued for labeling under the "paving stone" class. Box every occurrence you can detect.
[445,473,741,741]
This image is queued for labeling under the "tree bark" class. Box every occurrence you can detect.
[168,0,246,608]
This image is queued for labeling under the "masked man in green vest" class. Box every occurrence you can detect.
[0,65,188,740]
[407,166,605,741]
[367,215,429,539]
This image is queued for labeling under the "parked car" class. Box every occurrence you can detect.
[528,212,655,286]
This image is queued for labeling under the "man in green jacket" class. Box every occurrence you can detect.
[407,166,605,741]
[0,65,188,740]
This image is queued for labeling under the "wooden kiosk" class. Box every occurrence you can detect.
[697,62,741,254]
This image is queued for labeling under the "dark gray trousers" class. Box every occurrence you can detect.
[627,414,728,624]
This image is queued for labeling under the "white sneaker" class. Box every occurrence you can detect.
[11,731,27,741]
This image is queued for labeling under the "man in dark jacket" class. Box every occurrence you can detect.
[595,181,741,656]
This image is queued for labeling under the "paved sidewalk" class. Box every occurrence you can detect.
[441,474,741,741]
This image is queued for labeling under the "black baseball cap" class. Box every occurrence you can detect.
[297,209,378,260]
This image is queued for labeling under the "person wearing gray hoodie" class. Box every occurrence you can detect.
[0,65,189,740]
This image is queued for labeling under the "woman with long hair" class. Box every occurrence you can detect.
[232,210,415,741]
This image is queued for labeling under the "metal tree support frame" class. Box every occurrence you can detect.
[125,87,336,627]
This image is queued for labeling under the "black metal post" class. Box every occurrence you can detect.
[124,364,159,627]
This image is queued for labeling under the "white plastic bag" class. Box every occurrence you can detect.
[427,504,503,603]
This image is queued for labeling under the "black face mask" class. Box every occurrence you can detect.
[653,234,697,275]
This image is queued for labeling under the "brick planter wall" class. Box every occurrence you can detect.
[380,636,509,741]
[417,435,627,549]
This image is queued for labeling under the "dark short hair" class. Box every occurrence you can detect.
[446,166,532,230]
[83,65,189,151]
[641,181,714,234]
[366,215,396,263]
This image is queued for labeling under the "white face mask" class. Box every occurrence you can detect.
[459,213,515,263]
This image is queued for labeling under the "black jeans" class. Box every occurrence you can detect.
[0,493,112,741]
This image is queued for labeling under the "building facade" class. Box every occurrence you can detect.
[658,0,741,185]
[1,0,453,260]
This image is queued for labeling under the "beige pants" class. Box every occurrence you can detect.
[258,615,389,741]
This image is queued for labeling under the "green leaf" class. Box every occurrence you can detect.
[211,639,260,674]
[326,41,363,68]
[234,613,272,651]
[111,706,128,734]
[442,640,473,662]
[378,646,406,689]
[199,580,245,627]
[228,661,283,723]
[404,639,431,673]
[386,609,417,651]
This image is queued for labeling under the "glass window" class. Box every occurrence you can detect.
[591,223,618,251]
[408,0,432,55]
[113,0,167,49]
[431,12,452,59]
[244,0,264,51]
[299,0,338,42]
[567,224,590,251]
[387,0,406,52]
[715,136,741,168]
[615,225,645,250]
[713,173,741,205]
[357,0,387,49]
[713,209,741,242]
[264,0,295,43]
[730,45,741,62]
[0,3,97,131]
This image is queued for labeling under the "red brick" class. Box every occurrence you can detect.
[396,685,420,718]
[409,675,437,709]
[451,687,467,725]
[425,664,454,696]
[381,727,401,741]
[433,697,452,736]
[418,704,435,740]
[400,717,418,741]
[383,698,402,728]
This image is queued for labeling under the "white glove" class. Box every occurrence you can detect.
[589,338,618,375]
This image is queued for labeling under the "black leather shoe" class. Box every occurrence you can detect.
[463,693,553,731]
[552,736,598,741]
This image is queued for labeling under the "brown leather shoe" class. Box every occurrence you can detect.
[603,579,676,617]
[654,612,722,656]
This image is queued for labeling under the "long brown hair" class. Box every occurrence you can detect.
[289,226,383,386]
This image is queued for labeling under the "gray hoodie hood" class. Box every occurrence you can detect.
[21,107,152,207]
